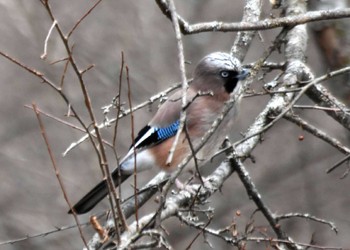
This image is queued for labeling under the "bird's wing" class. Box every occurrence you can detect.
[149,90,183,127]
[132,120,180,150]
[121,89,194,162]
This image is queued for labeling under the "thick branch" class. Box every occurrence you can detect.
[306,82,350,131]
[156,0,350,34]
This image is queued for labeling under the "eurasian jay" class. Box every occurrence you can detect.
[69,52,249,214]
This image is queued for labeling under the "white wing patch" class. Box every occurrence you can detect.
[134,126,157,149]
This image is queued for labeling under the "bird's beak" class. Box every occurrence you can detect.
[237,68,250,80]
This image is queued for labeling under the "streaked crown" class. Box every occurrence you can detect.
[192,52,249,94]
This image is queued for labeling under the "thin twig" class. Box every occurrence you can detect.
[165,0,188,166]
[126,65,139,230]
[80,64,95,75]
[293,104,350,112]
[32,103,89,249]
[185,215,213,250]
[155,0,189,228]
[67,0,103,38]
[60,57,70,89]
[24,105,114,148]
[276,213,338,233]
[327,154,350,174]
[49,57,69,65]
[41,20,57,59]
[183,124,204,186]
[0,222,89,246]
[40,0,121,231]
[25,105,84,132]
[112,51,127,240]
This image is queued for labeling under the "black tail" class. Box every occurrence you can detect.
[68,172,130,214]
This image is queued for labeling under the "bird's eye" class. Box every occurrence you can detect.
[220,71,230,78]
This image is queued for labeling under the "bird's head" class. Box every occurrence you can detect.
[192,52,249,96]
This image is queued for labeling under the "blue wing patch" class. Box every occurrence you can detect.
[131,120,180,150]
[156,120,180,140]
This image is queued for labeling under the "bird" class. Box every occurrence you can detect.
[69,52,249,214]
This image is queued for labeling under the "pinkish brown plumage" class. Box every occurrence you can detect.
[69,52,249,214]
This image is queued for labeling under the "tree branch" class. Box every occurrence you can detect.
[155,0,350,34]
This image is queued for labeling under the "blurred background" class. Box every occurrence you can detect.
[0,0,349,249]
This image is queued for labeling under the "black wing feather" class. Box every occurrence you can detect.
[130,120,180,150]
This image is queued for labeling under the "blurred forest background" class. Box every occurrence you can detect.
[0,0,349,249]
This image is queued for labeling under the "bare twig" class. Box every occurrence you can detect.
[165,0,188,166]
[67,0,104,38]
[183,124,204,186]
[25,105,84,132]
[156,0,350,34]
[0,222,89,246]
[112,51,128,240]
[185,215,213,250]
[80,64,95,75]
[113,51,125,149]
[40,1,121,225]
[32,103,89,249]
[127,229,171,249]
[153,0,190,229]
[293,104,350,112]
[49,57,69,65]
[126,65,139,230]
[60,57,70,89]
[24,105,114,148]
[276,213,338,233]
[41,20,57,59]
[327,154,350,174]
